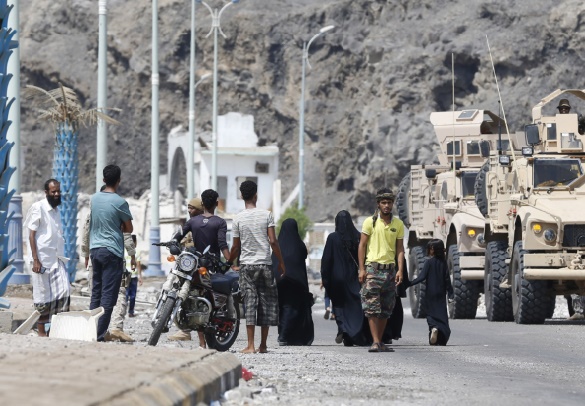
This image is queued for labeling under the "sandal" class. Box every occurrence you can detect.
[379,343,394,352]
[368,343,380,352]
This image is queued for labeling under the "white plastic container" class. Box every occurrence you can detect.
[49,307,105,341]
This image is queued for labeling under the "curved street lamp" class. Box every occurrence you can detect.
[298,25,335,209]
[196,0,239,191]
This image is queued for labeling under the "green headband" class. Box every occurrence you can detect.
[376,192,395,201]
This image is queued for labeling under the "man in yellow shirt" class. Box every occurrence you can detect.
[358,188,405,353]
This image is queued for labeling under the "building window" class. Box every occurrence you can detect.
[237,176,258,199]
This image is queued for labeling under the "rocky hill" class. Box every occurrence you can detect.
[18,0,585,221]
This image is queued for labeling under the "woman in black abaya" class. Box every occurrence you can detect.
[408,239,454,345]
[321,210,370,346]
[272,218,314,346]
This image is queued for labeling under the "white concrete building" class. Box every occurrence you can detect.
[167,112,280,217]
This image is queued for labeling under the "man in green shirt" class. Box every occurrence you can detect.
[358,188,405,353]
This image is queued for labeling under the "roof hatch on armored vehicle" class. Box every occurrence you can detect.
[457,110,479,121]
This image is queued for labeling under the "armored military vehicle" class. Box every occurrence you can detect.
[475,89,585,324]
[397,109,507,319]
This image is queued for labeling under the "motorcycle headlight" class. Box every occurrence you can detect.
[178,254,197,272]
[544,229,557,242]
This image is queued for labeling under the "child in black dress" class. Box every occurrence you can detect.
[408,239,454,345]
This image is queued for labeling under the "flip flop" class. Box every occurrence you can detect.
[368,343,380,352]
[380,343,394,352]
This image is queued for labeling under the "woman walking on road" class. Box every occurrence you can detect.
[271,218,314,346]
[408,239,454,346]
[321,210,370,346]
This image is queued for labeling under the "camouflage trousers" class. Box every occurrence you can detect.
[360,264,397,319]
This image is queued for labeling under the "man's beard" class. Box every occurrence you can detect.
[47,195,61,208]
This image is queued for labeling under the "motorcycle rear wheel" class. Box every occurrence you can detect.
[205,297,241,352]
[148,297,176,346]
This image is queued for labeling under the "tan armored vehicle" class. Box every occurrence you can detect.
[397,109,507,319]
[475,89,585,324]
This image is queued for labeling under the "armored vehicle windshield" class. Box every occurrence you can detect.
[533,158,582,188]
[462,172,478,197]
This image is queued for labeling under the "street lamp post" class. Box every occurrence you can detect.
[96,0,108,191]
[147,0,163,276]
[298,25,335,209]
[187,0,197,200]
[197,0,239,191]
[188,72,211,199]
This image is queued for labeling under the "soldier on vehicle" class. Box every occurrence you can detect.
[557,98,585,134]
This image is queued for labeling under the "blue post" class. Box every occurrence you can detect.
[0,0,17,306]
[52,122,79,283]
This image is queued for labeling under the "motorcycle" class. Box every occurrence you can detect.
[148,240,240,351]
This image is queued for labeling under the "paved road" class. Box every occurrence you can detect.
[222,297,585,405]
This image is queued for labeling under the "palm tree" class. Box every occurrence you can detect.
[0,0,17,308]
[24,84,120,282]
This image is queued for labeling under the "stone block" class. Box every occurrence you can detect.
[0,310,14,333]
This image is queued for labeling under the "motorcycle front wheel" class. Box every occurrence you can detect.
[148,296,176,346]
[205,297,241,352]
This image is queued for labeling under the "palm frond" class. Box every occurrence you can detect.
[24,83,122,127]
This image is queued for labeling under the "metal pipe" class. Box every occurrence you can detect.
[460,270,484,280]
[96,0,108,191]
[523,269,585,280]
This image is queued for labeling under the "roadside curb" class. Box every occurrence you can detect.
[0,334,241,406]
[109,351,242,405]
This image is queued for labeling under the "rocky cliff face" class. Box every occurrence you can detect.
[18,0,585,221]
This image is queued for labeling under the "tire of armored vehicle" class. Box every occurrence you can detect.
[510,241,556,324]
[396,173,411,228]
[447,245,481,319]
[408,245,427,318]
[474,161,489,218]
[484,241,513,321]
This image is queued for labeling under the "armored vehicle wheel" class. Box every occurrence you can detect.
[511,241,555,324]
[448,245,480,319]
[396,174,411,228]
[474,162,489,218]
[408,246,427,318]
[484,241,513,321]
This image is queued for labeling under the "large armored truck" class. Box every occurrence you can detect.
[397,109,507,319]
[475,89,585,324]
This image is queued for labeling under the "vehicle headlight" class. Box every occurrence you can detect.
[544,229,557,242]
[532,223,542,234]
[178,254,197,272]
[477,233,486,247]
[467,229,477,238]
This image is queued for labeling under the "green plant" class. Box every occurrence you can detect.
[276,205,313,241]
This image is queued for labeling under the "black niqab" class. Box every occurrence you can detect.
[271,218,314,345]
[321,211,370,345]
[409,256,454,345]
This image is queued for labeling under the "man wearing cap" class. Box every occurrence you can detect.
[169,189,230,345]
[557,98,585,135]
[180,197,204,247]
[357,187,405,353]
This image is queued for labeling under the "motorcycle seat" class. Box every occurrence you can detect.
[211,270,239,295]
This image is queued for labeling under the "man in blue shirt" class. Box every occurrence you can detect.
[89,165,134,342]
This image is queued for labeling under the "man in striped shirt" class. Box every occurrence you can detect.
[229,180,286,354]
